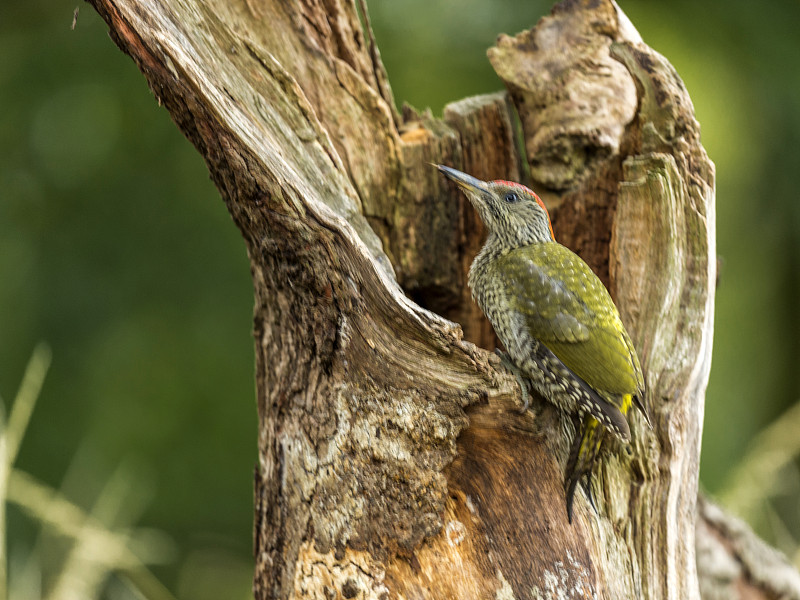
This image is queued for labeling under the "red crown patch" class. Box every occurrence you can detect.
[492,180,554,240]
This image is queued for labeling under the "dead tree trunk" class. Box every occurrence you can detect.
[87,0,800,598]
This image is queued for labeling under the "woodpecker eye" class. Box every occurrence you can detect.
[504,192,519,204]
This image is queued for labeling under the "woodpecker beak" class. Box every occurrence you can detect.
[436,165,490,195]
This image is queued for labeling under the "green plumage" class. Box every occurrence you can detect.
[495,244,643,400]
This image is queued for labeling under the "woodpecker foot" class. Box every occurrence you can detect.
[494,349,530,412]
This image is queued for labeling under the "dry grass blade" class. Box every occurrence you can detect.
[47,461,159,600]
[8,469,177,600]
[6,343,52,466]
[2,346,177,600]
[2,344,52,600]
[1,401,7,600]
[719,400,800,531]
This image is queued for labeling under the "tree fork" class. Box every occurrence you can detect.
[86,0,800,598]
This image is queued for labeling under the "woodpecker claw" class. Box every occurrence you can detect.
[494,349,530,412]
[517,377,530,413]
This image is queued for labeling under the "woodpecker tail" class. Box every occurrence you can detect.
[565,416,603,522]
[565,393,634,522]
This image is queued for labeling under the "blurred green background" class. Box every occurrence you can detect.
[2,0,799,597]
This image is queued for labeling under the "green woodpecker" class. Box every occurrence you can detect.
[437,165,647,521]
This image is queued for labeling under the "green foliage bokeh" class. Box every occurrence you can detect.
[2,0,799,595]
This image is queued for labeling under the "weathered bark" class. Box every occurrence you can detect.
[85,0,800,598]
[697,495,800,600]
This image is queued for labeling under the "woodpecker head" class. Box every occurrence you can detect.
[437,165,555,246]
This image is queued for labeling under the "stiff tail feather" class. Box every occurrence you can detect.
[565,416,604,522]
[565,393,634,522]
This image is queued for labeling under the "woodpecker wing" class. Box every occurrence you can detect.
[496,244,644,398]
